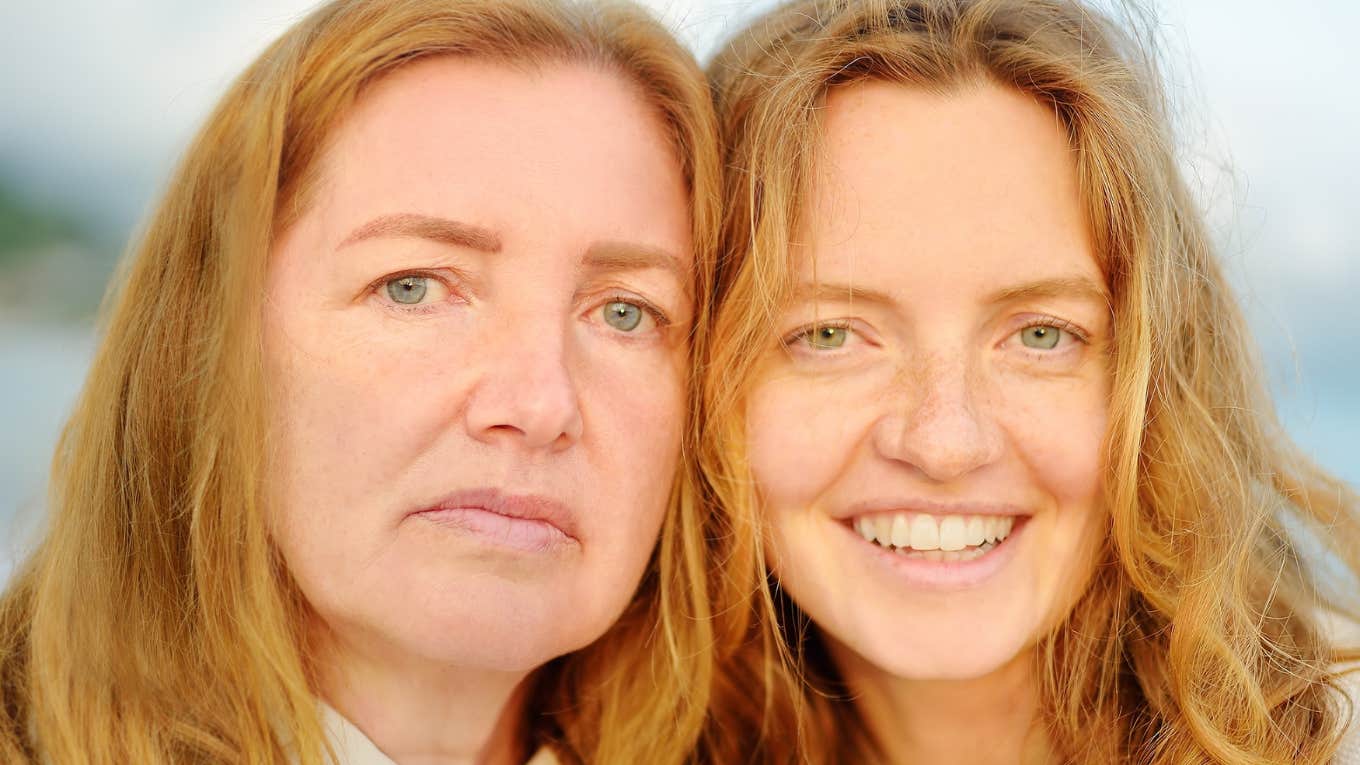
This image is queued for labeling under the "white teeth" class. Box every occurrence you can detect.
[890,514,912,548]
[909,514,939,550]
[856,516,874,541]
[874,514,894,545]
[938,516,966,551]
[965,516,987,546]
[851,512,1019,553]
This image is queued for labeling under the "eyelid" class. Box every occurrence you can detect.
[609,294,671,328]
[366,268,466,313]
[584,286,676,332]
[1015,314,1090,344]
[782,318,852,344]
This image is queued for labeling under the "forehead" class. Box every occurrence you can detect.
[801,79,1098,290]
[303,55,692,266]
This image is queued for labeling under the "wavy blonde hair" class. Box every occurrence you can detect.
[699,0,1360,762]
[0,1,720,763]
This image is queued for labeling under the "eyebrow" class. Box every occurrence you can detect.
[791,281,898,308]
[790,276,1109,311]
[338,213,502,253]
[582,241,690,290]
[987,276,1110,307]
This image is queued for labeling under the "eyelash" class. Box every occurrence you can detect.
[781,319,856,349]
[603,293,672,329]
[368,269,463,315]
[778,315,1091,355]
[369,270,674,328]
[1016,314,1090,345]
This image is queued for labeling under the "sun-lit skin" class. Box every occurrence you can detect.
[746,80,1113,762]
[263,57,691,763]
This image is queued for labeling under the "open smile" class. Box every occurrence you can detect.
[837,509,1031,589]
[851,511,1018,562]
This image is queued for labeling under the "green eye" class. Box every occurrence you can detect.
[1020,325,1061,350]
[387,276,428,305]
[603,301,643,331]
[805,325,848,350]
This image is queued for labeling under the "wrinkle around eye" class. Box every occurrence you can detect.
[578,290,677,346]
[367,270,465,317]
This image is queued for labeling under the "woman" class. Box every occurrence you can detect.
[700,0,1360,762]
[0,0,720,763]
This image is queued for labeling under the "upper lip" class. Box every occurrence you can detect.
[411,488,580,541]
[836,499,1032,521]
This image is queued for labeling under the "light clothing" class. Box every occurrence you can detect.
[1337,671,1360,764]
[320,704,396,765]
[1329,612,1360,764]
[319,703,559,765]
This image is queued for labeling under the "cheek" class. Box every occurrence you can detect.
[1002,374,1110,612]
[262,304,474,544]
[745,372,877,513]
[576,342,687,545]
[1012,378,1108,508]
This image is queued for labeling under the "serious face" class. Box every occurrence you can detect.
[264,57,693,672]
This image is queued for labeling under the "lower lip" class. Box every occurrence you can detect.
[414,507,574,553]
[840,517,1029,591]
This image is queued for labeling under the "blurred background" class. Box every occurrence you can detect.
[1,0,1356,574]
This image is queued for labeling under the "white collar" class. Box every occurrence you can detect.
[318,703,559,765]
[320,703,399,765]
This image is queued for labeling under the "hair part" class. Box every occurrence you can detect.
[700,1,1360,762]
[0,1,720,763]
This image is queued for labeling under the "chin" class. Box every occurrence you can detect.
[402,610,602,673]
[882,643,1026,681]
[831,614,1036,683]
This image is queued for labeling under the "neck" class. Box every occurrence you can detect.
[830,642,1052,765]
[311,618,533,765]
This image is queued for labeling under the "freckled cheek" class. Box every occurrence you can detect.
[994,370,1108,497]
[746,375,875,511]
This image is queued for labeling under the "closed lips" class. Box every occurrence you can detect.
[853,513,1017,562]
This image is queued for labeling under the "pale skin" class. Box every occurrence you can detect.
[746,81,1112,763]
[264,57,692,764]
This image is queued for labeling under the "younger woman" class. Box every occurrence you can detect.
[702,0,1360,761]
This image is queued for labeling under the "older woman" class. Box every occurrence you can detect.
[700,0,1360,762]
[0,1,719,763]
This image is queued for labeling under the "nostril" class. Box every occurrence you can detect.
[465,380,583,449]
[872,402,1003,482]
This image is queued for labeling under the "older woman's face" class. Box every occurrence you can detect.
[746,81,1110,680]
[264,57,692,671]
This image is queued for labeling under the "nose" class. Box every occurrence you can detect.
[463,319,584,451]
[872,353,1003,482]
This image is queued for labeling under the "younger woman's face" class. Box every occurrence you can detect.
[263,57,692,672]
[747,81,1111,680]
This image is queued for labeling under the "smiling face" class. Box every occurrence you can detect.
[746,80,1111,680]
[263,57,692,672]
